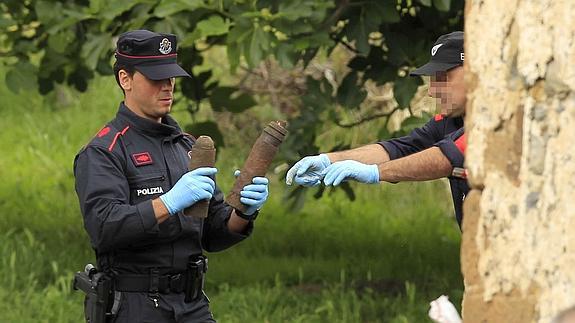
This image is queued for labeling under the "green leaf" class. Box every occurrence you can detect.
[0,16,15,28]
[5,61,38,93]
[180,28,204,46]
[209,86,235,112]
[46,17,83,35]
[278,1,316,21]
[125,3,156,30]
[275,43,297,68]
[209,86,256,113]
[301,77,334,110]
[227,22,253,43]
[368,65,397,86]
[68,66,94,92]
[247,26,267,67]
[226,42,240,73]
[38,49,69,78]
[273,19,315,36]
[433,0,451,11]
[47,30,75,54]
[346,9,370,56]
[384,32,410,65]
[180,70,213,101]
[62,7,91,19]
[418,0,433,6]
[402,116,428,130]
[296,33,333,50]
[393,76,422,108]
[347,56,369,71]
[336,72,367,109]
[81,34,111,70]
[196,15,230,37]
[153,0,206,18]
[88,0,106,14]
[392,115,430,137]
[377,126,391,141]
[370,1,400,24]
[35,1,64,25]
[185,121,225,147]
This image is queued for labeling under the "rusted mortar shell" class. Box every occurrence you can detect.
[184,136,216,218]
[226,121,288,213]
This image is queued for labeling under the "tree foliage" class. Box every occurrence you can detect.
[1,0,463,202]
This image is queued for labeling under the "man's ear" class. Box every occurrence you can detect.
[118,70,132,91]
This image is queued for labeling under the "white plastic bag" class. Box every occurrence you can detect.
[428,295,462,323]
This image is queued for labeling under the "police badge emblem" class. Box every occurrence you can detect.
[159,38,172,55]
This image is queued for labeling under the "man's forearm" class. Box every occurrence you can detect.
[152,198,171,224]
[326,144,390,164]
[227,210,250,233]
[154,198,249,233]
[378,147,452,182]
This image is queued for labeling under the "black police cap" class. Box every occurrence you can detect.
[115,30,190,80]
[410,31,464,76]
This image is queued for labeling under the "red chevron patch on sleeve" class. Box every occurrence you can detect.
[97,126,111,138]
[455,134,466,154]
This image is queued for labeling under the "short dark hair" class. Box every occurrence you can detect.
[113,61,136,94]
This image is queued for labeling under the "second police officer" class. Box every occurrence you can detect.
[286,31,468,228]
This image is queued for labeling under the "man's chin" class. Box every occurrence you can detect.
[157,105,172,115]
[440,107,465,118]
[147,108,171,121]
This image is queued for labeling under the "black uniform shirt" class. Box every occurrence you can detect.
[74,103,252,274]
[377,115,469,227]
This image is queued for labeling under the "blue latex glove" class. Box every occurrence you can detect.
[285,154,331,187]
[322,160,379,186]
[159,167,217,215]
[234,170,269,216]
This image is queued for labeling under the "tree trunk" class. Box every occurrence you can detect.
[462,1,575,322]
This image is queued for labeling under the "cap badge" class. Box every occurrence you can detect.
[431,43,443,56]
[159,38,172,55]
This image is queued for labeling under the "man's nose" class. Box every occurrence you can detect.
[160,78,174,89]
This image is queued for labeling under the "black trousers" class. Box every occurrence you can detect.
[110,291,215,323]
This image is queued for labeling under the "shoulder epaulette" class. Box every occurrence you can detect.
[86,123,130,152]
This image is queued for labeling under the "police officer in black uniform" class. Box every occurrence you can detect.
[74,30,270,322]
[285,31,468,228]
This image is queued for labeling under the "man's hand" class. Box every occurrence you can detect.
[322,160,379,186]
[234,170,269,216]
[285,154,331,187]
[159,167,217,215]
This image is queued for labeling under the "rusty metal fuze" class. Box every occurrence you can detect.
[184,136,216,218]
[226,121,288,213]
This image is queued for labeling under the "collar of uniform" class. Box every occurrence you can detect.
[455,116,464,128]
[117,102,182,136]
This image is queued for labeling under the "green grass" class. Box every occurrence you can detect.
[0,68,462,322]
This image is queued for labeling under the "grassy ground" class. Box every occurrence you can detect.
[0,69,462,322]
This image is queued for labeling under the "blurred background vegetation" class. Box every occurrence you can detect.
[1,0,464,322]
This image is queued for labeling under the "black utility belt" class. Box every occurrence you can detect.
[114,256,208,303]
[114,273,189,293]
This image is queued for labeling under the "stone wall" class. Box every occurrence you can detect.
[462,0,575,322]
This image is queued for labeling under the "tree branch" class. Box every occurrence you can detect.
[334,106,402,128]
[320,0,351,30]
[330,34,360,54]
